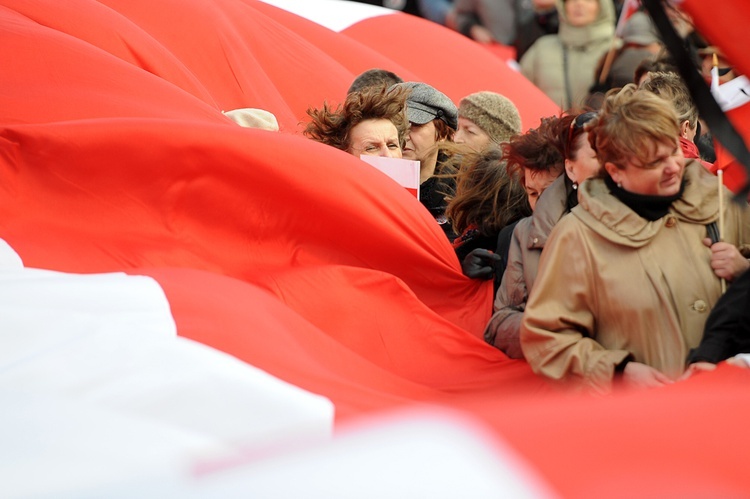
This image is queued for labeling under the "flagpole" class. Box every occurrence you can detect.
[712,53,727,293]
[598,40,618,85]
[717,168,726,293]
[711,53,720,93]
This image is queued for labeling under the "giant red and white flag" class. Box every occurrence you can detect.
[681,0,750,192]
[709,70,750,191]
[3,0,750,496]
[256,0,560,125]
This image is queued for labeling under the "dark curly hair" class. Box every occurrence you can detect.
[503,115,565,187]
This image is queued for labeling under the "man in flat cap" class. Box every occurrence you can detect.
[392,81,459,241]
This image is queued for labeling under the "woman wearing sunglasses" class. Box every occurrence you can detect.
[485,110,599,358]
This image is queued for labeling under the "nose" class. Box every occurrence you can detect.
[528,196,537,211]
[454,129,465,144]
[664,154,684,174]
[381,146,401,159]
[380,147,401,158]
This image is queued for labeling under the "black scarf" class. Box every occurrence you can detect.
[604,176,686,221]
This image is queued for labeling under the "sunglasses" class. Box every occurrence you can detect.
[564,111,598,160]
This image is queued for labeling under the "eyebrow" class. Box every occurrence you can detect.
[358,138,398,148]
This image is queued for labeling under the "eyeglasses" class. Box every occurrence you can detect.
[564,111,597,160]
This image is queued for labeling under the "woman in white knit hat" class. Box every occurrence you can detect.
[453,91,522,152]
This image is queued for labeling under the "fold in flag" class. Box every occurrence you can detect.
[256,0,558,127]
[682,0,750,192]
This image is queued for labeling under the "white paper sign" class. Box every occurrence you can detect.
[359,155,420,199]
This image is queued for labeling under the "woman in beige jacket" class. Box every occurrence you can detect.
[520,0,615,111]
[520,86,750,393]
[485,111,600,358]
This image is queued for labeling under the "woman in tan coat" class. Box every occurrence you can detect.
[519,0,615,111]
[520,86,750,393]
[485,111,600,358]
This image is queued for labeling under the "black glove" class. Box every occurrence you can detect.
[461,248,501,280]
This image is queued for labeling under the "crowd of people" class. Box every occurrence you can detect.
[295,1,750,391]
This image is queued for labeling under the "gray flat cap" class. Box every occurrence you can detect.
[392,81,458,130]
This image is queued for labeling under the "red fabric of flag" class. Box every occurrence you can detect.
[5,0,750,496]
[682,0,750,192]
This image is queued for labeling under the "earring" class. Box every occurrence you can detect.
[617,181,622,188]
[572,182,578,190]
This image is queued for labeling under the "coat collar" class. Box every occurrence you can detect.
[573,160,719,247]
[528,174,569,248]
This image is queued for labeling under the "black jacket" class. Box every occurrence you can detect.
[688,268,750,364]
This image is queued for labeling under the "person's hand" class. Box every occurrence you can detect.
[727,355,750,368]
[703,238,750,281]
[621,361,673,389]
[469,25,495,44]
[461,248,501,280]
[678,361,717,381]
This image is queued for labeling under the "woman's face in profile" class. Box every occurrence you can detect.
[607,139,686,197]
[524,167,562,211]
[566,134,601,186]
[453,117,492,153]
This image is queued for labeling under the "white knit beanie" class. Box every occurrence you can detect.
[222,108,279,131]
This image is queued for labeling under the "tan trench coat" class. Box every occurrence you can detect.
[520,161,750,392]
